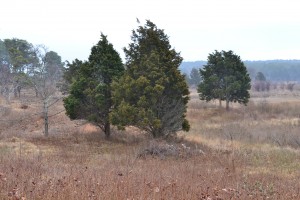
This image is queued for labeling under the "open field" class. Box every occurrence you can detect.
[0,89,300,199]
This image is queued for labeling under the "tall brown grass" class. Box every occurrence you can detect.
[0,91,300,199]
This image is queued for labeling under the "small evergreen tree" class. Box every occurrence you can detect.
[254,71,268,92]
[64,34,124,138]
[110,20,190,138]
[198,50,251,110]
[189,67,201,86]
[44,51,64,80]
[255,72,266,81]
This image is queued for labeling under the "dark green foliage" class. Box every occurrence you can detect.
[3,38,38,73]
[198,50,251,110]
[44,51,64,78]
[1,39,39,98]
[0,40,10,92]
[110,20,190,138]
[62,59,83,93]
[63,34,124,138]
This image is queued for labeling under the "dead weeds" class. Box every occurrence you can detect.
[0,90,300,199]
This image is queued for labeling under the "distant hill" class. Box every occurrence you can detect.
[244,60,300,82]
[180,60,300,82]
[179,61,206,75]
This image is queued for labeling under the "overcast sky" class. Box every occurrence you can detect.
[1,0,299,62]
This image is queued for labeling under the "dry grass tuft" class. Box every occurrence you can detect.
[137,139,205,159]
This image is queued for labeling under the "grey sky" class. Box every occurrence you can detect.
[1,0,299,62]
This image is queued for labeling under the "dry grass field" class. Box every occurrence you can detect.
[0,88,300,199]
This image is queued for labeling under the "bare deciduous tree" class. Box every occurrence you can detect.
[30,45,64,136]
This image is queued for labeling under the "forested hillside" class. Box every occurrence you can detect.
[179,61,206,75]
[181,60,300,82]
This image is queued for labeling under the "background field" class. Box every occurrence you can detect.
[0,88,300,199]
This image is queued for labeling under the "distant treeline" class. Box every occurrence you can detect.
[180,60,300,82]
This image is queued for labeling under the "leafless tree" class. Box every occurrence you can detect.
[29,45,64,136]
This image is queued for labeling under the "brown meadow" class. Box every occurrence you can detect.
[0,88,300,199]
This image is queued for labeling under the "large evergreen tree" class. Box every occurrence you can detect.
[4,38,38,73]
[0,40,10,94]
[2,38,39,98]
[110,20,190,138]
[44,51,64,79]
[64,34,124,138]
[197,50,251,110]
